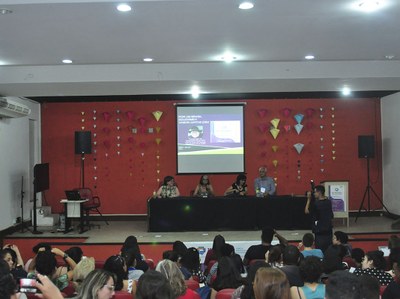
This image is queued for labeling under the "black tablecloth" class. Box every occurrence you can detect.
[148,196,312,232]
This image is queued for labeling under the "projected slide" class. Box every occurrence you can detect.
[176,105,244,173]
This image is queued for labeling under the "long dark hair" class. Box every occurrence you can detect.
[212,256,246,291]
[212,235,226,260]
[199,175,210,186]
[240,261,269,299]
[103,255,127,291]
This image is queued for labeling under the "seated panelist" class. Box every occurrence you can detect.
[224,174,248,196]
[193,175,214,197]
[156,176,180,198]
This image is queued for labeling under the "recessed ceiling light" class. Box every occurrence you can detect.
[341,86,351,96]
[239,2,254,10]
[191,86,200,99]
[220,52,237,63]
[356,0,381,12]
[385,55,395,60]
[0,8,12,15]
[143,58,153,62]
[305,55,315,60]
[117,3,132,12]
[62,59,73,64]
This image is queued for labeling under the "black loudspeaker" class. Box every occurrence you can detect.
[358,135,375,158]
[75,131,92,154]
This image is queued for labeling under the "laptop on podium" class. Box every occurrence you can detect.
[64,190,82,201]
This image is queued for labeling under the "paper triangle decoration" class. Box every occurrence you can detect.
[270,118,280,129]
[272,160,278,167]
[282,108,291,117]
[155,138,161,145]
[294,113,304,124]
[103,140,111,149]
[270,128,280,139]
[155,126,161,133]
[294,124,304,135]
[102,112,112,122]
[138,116,147,126]
[272,145,279,152]
[257,109,268,118]
[126,111,135,121]
[258,124,268,133]
[294,143,304,154]
[283,125,291,132]
[305,108,315,117]
[152,110,163,122]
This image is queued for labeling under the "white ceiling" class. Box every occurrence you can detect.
[0,0,399,99]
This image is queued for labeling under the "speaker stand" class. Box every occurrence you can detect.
[80,152,85,188]
[355,157,391,222]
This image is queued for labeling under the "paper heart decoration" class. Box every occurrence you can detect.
[270,118,280,129]
[332,123,335,127]
[272,145,279,152]
[103,140,111,149]
[282,108,291,117]
[102,112,112,122]
[126,111,135,121]
[156,155,160,160]
[270,128,280,139]
[332,137,336,141]
[332,150,336,154]
[320,108,324,112]
[321,169,324,172]
[81,126,85,130]
[331,107,335,111]
[332,157,336,160]
[294,124,304,135]
[93,124,97,129]
[257,109,268,118]
[305,108,315,117]
[332,143,336,147]
[294,113,304,124]
[320,137,324,141]
[103,127,111,134]
[81,111,85,116]
[294,143,304,154]
[320,125,324,130]
[332,130,335,134]
[152,110,163,122]
[93,116,97,121]
[331,114,335,118]
[283,125,291,132]
[258,124,268,133]
[138,116,147,126]
[320,115,324,119]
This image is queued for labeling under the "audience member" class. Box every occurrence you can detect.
[332,231,352,256]
[210,256,246,299]
[0,259,27,299]
[162,250,179,262]
[180,247,206,283]
[280,245,303,287]
[353,250,393,285]
[265,245,283,268]
[206,243,235,285]
[72,256,95,292]
[173,240,188,262]
[122,248,144,280]
[193,175,214,197]
[351,248,365,269]
[204,234,225,269]
[73,269,116,299]
[24,242,51,272]
[253,267,290,299]
[254,166,276,197]
[231,260,269,299]
[103,255,136,295]
[299,233,323,259]
[243,227,287,266]
[156,175,180,198]
[382,252,400,299]
[156,259,199,299]
[35,273,64,299]
[0,245,27,282]
[358,274,380,299]
[321,245,347,281]
[120,235,149,272]
[325,270,360,299]
[136,270,174,299]
[305,185,333,252]
[224,174,248,196]
[388,235,400,250]
[290,256,325,299]
[65,246,84,265]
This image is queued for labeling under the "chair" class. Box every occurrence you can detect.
[215,288,236,299]
[113,291,134,299]
[185,279,200,290]
[75,188,109,228]
[145,259,155,270]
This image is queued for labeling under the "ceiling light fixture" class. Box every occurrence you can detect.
[143,58,153,62]
[0,8,12,15]
[117,3,132,12]
[221,52,237,63]
[62,59,73,64]
[341,86,352,96]
[239,2,254,10]
[357,0,381,12]
[385,55,395,60]
[191,86,200,99]
[305,55,315,60]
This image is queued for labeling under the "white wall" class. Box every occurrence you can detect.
[0,98,40,230]
[381,92,400,215]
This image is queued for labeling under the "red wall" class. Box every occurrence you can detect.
[41,98,382,214]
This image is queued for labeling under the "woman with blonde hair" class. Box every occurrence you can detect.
[156,259,199,299]
[253,267,290,299]
[74,269,116,299]
[72,257,95,292]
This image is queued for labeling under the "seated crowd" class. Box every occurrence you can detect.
[2,230,400,299]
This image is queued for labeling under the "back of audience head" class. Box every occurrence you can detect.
[302,233,315,248]
[267,245,282,265]
[220,243,235,258]
[162,250,179,262]
[155,259,186,298]
[231,253,245,274]
[121,248,137,268]
[136,270,174,299]
[241,261,269,299]
[363,250,386,270]
[65,246,83,264]
[261,227,274,244]
[73,257,95,285]
[325,270,360,299]
[33,242,51,253]
[212,234,226,259]
[121,235,140,255]
[351,248,365,266]
[388,234,400,250]
[213,256,244,290]
[253,267,290,299]
[180,247,200,271]
[299,256,323,283]
[0,259,17,299]
[333,231,349,245]
[75,269,116,299]
[358,274,380,299]
[36,250,57,276]
[103,255,127,291]
[282,245,301,266]
[172,240,187,258]
[322,248,344,274]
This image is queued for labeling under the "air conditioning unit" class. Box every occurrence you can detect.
[0,97,31,118]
